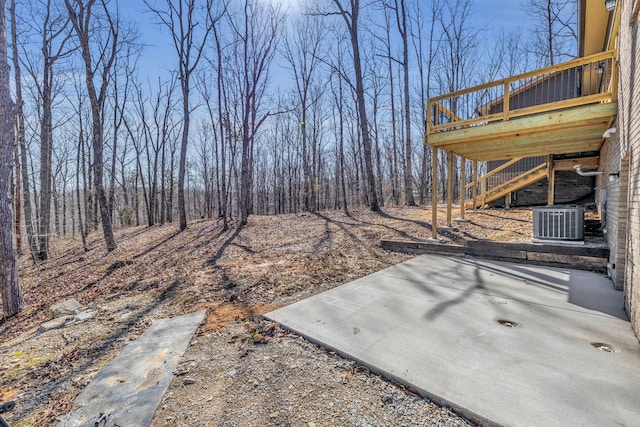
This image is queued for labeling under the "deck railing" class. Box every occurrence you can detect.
[427,49,617,135]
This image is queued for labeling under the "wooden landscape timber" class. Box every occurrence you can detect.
[380,239,609,273]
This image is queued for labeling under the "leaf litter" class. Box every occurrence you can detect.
[0,206,533,426]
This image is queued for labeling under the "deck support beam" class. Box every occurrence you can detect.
[460,157,466,219]
[473,161,478,210]
[447,151,453,227]
[431,147,438,240]
[547,154,555,205]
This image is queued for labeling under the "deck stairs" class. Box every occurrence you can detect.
[465,159,548,208]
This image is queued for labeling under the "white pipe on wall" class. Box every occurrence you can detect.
[573,164,603,176]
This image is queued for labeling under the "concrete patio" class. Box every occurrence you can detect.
[265,254,640,426]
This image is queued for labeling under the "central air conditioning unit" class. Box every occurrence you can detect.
[532,206,584,242]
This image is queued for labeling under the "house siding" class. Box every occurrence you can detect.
[616,0,640,339]
[488,71,579,114]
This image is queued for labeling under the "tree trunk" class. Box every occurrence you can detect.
[160,134,166,225]
[76,129,87,251]
[383,7,400,205]
[338,80,349,215]
[345,2,379,211]
[178,84,189,230]
[0,0,24,316]
[214,27,228,230]
[13,134,20,254]
[546,0,554,65]
[10,1,36,260]
[65,0,117,252]
[37,67,53,260]
[65,0,118,252]
[91,117,117,250]
[396,0,415,206]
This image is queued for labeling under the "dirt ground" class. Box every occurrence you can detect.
[0,206,533,426]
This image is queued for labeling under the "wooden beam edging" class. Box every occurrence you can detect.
[465,240,610,257]
[380,240,608,273]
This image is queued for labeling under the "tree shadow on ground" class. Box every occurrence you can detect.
[421,256,572,321]
[374,210,463,241]
[311,210,422,242]
[424,264,488,321]
[475,210,531,223]
[133,231,181,260]
[313,213,385,262]
[204,224,245,290]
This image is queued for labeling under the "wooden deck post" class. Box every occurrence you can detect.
[473,161,478,210]
[460,156,466,219]
[547,154,555,205]
[447,151,453,227]
[503,82,510,122]
[610,53,618,102]
[432,147,438,239]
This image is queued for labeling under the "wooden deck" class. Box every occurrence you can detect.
[426,50,618,162]
[381,239,609,273]
[428,103,616,161]
[424,50,618,239]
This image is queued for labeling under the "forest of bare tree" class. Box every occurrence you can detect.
[1,0,577,316]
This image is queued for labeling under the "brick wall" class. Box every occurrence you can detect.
[617,0,640,340]
[598,126,623,289]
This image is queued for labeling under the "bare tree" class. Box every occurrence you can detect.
[499,29,531,77]
[0,0,24,317]
[64,70,89,250]
[145,0,223,231]
[282,14,325,212]
[410,0,441,204]
[392,0,415,206]
[198,71,225,220]
[435,0,480,200]
[22,0,73,260]
[525,0,577,66]
[328,33,350,214]
[328,0,380,211]
[65,0,118,251]
[211,23,229,229]
[107,37,139,222]
[436,0,480,99]
[377,3,400,204]
[229,0,282,226]
[9,0,38,260]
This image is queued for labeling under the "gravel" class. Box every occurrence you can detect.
[151,320,472,427]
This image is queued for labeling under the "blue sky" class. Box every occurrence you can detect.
[475,0,527,29]
[119,0,533,84]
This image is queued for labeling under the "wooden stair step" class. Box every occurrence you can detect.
[466,165,548,207]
